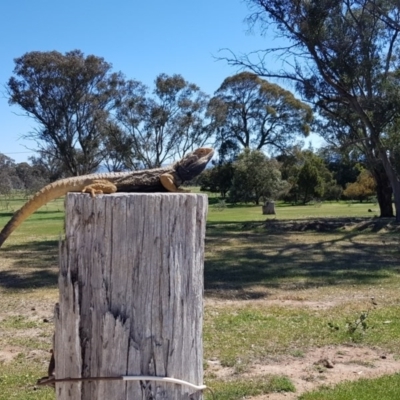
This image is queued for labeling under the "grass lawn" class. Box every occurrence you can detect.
[299,374,400,400]
[0,193,399,399]
[207,198,382,222]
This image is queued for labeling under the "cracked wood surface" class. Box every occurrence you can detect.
[55,193,207,399]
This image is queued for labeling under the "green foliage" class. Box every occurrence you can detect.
[346,311,369,336]
[317,146,363,189]
[229,149,289,204]
[328,310,371,343]
[280,149,340,203]
[323,182,343,202]
[384,114,400,176]
[297,160,325,203]
[199,162,234,198]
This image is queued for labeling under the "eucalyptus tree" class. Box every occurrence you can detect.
[315,106,394,215]
[207,72,312,154]
[29,147,68,181]
[0,154,19,195]
[7,50,125,175]
[115,73,211,168]
[0,154,49,195]
[227,0,400,220]
[14,162,50,194]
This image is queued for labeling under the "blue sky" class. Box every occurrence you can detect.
[1,0,323,163]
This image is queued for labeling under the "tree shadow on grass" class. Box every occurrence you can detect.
[204,220,400,298]
[0,269,58,289]
[0,240,59,290]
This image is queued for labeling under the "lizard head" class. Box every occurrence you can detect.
[176,147,214,182]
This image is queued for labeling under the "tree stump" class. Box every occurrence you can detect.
[55,193,207,399]
[262,201,276,215]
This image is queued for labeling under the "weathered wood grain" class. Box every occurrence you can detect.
[55,193,207,399]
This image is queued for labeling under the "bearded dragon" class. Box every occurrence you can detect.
[0,147,214,248]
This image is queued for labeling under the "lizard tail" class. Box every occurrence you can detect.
[0,179,89,248]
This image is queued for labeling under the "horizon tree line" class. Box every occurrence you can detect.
[3,40,400,219]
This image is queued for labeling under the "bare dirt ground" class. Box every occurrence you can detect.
[263,346,399,399]
[207,343,400,399]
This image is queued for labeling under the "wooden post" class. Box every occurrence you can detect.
[55,193,207,400]
[262,201,276,215]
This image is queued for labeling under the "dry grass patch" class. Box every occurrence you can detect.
[0,234,58,394]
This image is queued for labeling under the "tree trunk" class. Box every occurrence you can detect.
[55,193,207,399]
[371,163,394,218]
[379,149,400,222]
[262,202,276,215]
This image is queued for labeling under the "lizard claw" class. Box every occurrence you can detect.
[160,174,191,192]
[82,180,118,197]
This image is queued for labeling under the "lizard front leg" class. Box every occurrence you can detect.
[160,174,190,192]
[82,179,118,197]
